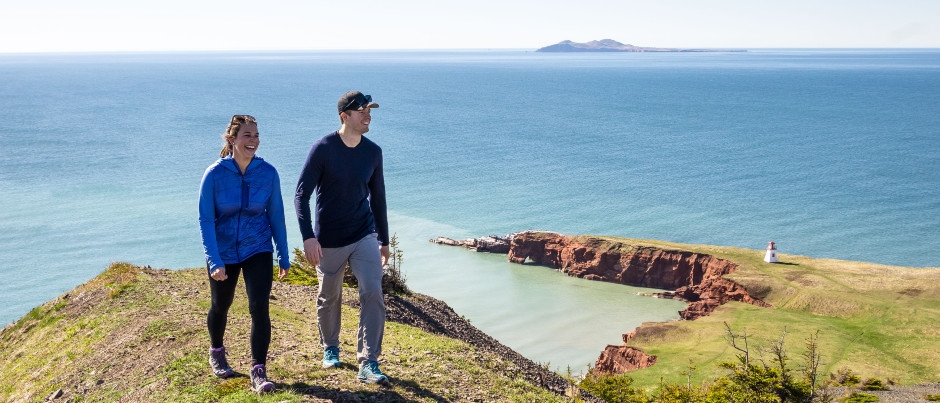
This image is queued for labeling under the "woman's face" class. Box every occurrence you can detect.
[231,122,259,160]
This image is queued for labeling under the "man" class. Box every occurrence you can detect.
[295,91,390,385]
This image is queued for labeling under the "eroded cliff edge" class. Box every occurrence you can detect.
[433,230,772,374]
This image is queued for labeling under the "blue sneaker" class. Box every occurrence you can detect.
[322,346,341,369]
[357,360,389,385]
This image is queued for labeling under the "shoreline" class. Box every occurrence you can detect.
[432,230,771,373]
[431,230,940,384]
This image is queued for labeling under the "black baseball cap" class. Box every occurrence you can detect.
[337,91,379,114]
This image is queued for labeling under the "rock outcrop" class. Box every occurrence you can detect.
[595,346,657,372]
[434,230,772,375]
[430,234,513,254]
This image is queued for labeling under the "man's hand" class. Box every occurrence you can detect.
[304,238,323,267]
[380,244,390,267]
[278,267,289,280]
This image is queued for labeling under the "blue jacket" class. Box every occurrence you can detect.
[199,156,290,273]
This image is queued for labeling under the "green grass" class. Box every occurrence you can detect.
[570,235,940,390]
[0,265,142,402]
[0,263,569,402]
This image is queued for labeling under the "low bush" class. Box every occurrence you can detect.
[843,392,878,403]
[861,378,889,391]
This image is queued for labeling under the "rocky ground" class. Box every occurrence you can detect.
[821,384,940,403]
[380,292,576,396]
[274,279,603,401]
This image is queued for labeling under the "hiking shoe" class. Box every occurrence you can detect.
[249,364,274,393]
[322,346,341,369]
[357,360,389,385]
[209,347,235,378]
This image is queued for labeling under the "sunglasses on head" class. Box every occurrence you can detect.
[342,94,372,112]
[231,114,256,124]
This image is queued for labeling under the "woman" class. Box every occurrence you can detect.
[198,114,290,394]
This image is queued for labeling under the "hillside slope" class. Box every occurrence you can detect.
[0,263,588,402]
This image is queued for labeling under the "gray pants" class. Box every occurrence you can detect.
[316,233,385,363]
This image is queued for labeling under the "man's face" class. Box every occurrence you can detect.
[343,107,372,134]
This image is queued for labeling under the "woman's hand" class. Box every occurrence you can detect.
[210,267,228,281]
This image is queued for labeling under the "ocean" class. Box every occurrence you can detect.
[2,49,938,373]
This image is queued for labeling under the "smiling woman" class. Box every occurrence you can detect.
[197,113,292,394]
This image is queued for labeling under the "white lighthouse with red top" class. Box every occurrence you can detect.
[764,241,779,263]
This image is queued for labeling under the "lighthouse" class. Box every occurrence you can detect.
[764,241,778,263]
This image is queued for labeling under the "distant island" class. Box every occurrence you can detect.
[536,39,746,53]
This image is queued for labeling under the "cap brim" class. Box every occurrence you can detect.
[341,102,380,113]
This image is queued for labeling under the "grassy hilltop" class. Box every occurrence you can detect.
[2,235,940,402]
[0,263,574,402]
[574,235,940,390]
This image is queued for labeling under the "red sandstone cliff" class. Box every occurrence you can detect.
[506,231,772,374]
[595,346,657,372]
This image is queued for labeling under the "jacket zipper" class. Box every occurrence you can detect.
[236,170,249,262]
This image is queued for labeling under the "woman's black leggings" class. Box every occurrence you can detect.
[207,251,273,366]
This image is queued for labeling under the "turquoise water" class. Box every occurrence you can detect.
[2,49,938,372]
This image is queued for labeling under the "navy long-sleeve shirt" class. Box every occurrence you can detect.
[295,131,389,248]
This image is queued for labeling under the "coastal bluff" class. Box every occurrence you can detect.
[431,230,940,390]
[510,231,773,374]
[506,231,772,320]
[432,230,772,374]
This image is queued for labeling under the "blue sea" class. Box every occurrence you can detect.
[2,49,939,373]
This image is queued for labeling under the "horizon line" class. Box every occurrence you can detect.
[3,46,940,55]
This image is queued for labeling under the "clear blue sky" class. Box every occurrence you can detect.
[2,0,938,53]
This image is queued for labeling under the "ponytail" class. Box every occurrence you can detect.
[219,142,233,158]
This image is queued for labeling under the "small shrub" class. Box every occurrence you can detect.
[102,262,141,298]
[843,392,879,403]
[578,372,651,403]
[925,394,940,402]
[657,381,706,403]
[714,323,813,403]
[861,378,889,391]
[284,248,319,286]
[829,368,862,387]
[382,234,411,295]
